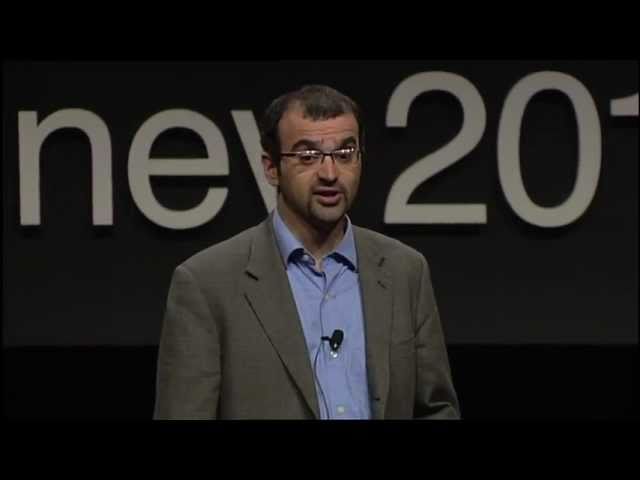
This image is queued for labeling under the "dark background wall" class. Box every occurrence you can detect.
[3,61,637,418]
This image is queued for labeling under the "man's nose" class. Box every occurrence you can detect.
[317,154,338,180]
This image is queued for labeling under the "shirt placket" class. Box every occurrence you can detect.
[320,258,353,418]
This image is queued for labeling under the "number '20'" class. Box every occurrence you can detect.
[385,71,638,228]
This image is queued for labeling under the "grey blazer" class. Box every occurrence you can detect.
[154,214,460,419]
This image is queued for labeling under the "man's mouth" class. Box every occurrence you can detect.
[313,188,343,205]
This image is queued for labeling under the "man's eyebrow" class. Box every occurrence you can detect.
[289,136,358,151]
[338,136,357,148]
[290,139,320,151]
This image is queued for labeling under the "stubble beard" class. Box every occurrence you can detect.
[307,192,350,232]
[280,185,352,235]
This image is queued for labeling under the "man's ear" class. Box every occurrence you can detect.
[262,153,279,187]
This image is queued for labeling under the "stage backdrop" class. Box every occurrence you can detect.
[3,60,637,346]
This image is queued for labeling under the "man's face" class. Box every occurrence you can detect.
[264,107,362,232]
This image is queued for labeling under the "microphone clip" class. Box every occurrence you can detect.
[321,329,344,358]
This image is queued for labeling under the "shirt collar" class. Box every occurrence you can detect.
[272,207,358,271]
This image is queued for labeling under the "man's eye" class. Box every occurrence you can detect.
[335,148,355,162]
[299,152,319,163]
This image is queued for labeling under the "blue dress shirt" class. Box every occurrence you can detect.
[272,209,371,419]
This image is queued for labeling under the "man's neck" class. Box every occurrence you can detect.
[276,201,346,262]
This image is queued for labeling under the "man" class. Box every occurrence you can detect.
[154,85,460,419]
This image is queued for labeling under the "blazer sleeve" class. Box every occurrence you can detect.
[413,255,461,419]
[153,265,221,419]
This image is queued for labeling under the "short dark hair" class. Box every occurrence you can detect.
[259,84,365,166]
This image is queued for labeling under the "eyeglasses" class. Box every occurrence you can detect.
[280,147,362,167]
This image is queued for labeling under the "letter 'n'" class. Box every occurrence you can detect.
[18,109,113,226]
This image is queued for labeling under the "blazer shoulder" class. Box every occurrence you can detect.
[354,225,428,265]
[353,225,435,289]
[178,224,258,279]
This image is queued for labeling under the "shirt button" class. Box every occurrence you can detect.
[337,405,345,414]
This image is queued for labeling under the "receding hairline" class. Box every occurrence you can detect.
[278,101,359,131]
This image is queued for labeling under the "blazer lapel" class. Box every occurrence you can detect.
[354,226,393,420]
[242,216,321,419]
